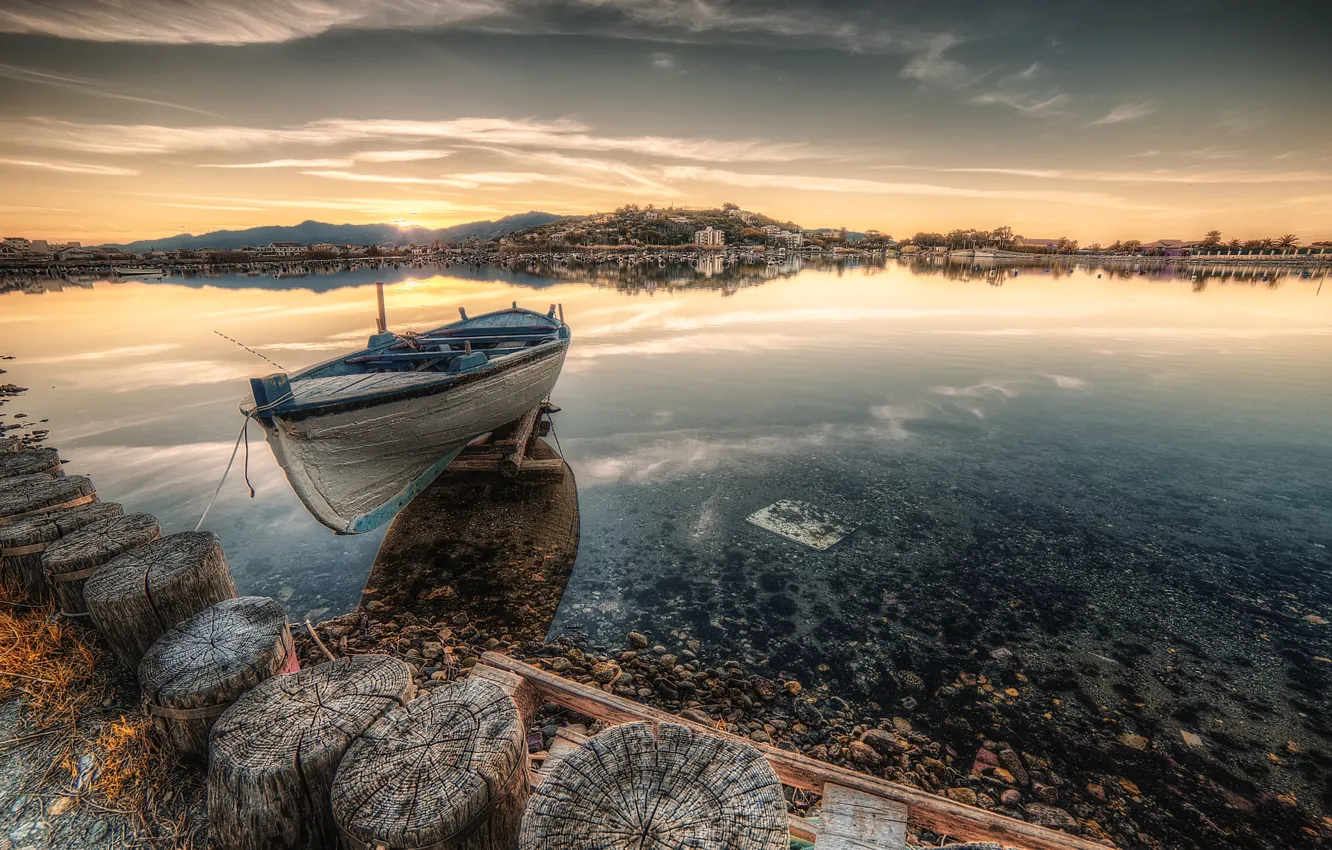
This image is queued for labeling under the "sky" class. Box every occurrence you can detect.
[1,0,1330,245]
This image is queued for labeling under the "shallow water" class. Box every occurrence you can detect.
[3,257,1331,828]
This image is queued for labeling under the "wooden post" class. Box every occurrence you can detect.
[208,655,416,850]
[0,448,64,482]
[42,512,159,617]
[84,531,237,672]
[137,596,297,761]
[0,501,123,596]
[376,281,387,333]
[519,721,788,850]
[0,474,96,526]
[332,678,530,850]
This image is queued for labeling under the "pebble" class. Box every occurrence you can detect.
[946,787,978,806]
[627,632,648,648]
[1023,803,1078,832]
[1000,789,1022,807]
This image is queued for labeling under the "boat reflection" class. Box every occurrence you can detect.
[356,438,579,642]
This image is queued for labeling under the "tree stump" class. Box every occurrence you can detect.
[41,511,159,617]
[520,721,789,850]
[0,501,123,596]
[0,448,64,483]
[331,678,529,850]
[138,596,298,761]
[0,474,95,526]
[208,655,416,850]
[84,531,237,672]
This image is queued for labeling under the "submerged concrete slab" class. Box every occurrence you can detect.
[746,500,855,550]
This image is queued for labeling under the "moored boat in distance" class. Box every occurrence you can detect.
[244,301,571,534]
[112,266,164,277]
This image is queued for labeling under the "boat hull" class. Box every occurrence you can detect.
[258,343,568,534]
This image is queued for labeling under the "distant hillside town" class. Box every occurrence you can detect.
[2,208,1329,267]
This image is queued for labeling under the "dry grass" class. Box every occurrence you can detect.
[0,583,204,848]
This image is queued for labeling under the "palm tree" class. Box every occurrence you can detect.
[1275,234,1300,249]
[1201,230,1223,248]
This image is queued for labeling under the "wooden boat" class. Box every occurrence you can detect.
[244,302,570,534]
[112,266,163,277]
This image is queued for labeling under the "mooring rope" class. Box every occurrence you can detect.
[194,391,292,532]
[213,330,286,371]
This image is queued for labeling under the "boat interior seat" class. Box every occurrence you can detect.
[445,351,490,373]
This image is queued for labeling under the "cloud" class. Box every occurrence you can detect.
[660,165,1127,207]
[0,116,820,163]
[300,170,479,187]
[0,157,138,175]
[158,202,267,210]
[930,166,1332,184]
[969,91,1070,117]
[200,158,355,168]
[900,34,967,84]
[648,51,677,71]
[0,62,216,115]
[1089,102,1155,126]
[353,149,454,162]
[0,0,945,54]
[1045,374,1089,390]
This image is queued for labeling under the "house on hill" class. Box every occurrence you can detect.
[695,226,725,247]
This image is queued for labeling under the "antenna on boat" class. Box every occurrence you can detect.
[375,281,387,333]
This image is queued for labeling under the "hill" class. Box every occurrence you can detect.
[505,205,802,247]
[111,212,564,252]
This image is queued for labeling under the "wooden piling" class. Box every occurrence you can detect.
[519,720,789,850]
[0,501,124,596]
[42,511,160,617]
[84,531,237,672]
[331,678,530,850]
[137,596,297,761]
[0,448,64,482]
[208,655,416,850]
[0,474,96,526]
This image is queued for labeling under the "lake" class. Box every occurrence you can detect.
[2,256,1330,836]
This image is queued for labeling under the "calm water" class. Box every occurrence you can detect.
[3,258,1331,825]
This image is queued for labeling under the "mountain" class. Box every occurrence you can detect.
[111,212,564,252]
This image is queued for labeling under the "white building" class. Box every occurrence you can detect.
[774,230,803,249]
[267,241,306,256]
[3,237,31,249]
[310,243,340,254]
[695,226,725,247]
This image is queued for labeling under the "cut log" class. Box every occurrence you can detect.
[138,596,297,761]
[0,501,123,596]
[208,655,416,850]
[0,474,95,526]
[84,531,237,671]
[519,721,788,850]
[0,448,64,483]
[41,511,159,617]
[332,677,529,850]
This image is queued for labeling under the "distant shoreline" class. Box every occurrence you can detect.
[1,248,1329,284]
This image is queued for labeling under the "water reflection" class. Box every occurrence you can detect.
[357,439,579,641]
[0,259,1328,828]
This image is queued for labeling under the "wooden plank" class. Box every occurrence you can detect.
[532,728,588,788]
[818,783,907,850]
[478,653,1107,850]
[440,457,564,482]
[495,404,542,479]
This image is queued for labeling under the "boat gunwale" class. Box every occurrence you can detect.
[265,338,569,421]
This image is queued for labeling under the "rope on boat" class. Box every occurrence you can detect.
[194,391,292,533]
[213,330,286,371]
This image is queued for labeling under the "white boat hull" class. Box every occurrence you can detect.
[259,344,567,533]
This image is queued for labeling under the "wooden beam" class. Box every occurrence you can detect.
[478,653,1110,850]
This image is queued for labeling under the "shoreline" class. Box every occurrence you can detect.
[1,248,1330,284]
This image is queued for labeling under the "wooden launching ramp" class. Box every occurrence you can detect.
[473,654,1114,850]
